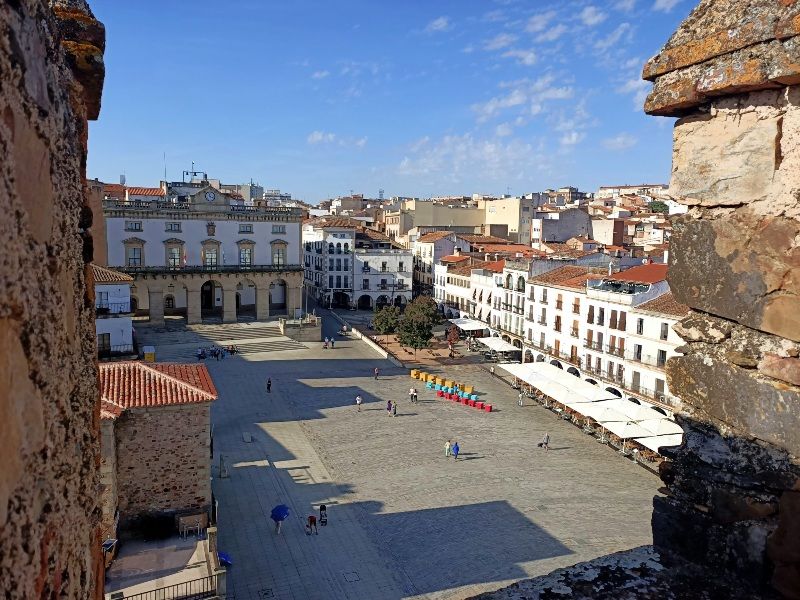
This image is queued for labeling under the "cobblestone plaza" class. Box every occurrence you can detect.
[141,318,659,600]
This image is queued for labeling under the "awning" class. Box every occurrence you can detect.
[633,434,683,453]
[480,337,518,352]
[448,318,488,332]
[637,419,683,436]
[603,421,654,440]
[500,362,618,405]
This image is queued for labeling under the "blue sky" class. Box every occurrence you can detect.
[88,0,692,203]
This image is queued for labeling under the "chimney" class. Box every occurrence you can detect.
[454,246,461,256]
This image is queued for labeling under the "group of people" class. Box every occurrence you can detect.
[196,345,239,361]
[444,439,460,459]
[323,337,335,349]
[305,505,328,535]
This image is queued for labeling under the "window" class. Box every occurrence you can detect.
[165,295,175,309]
[271,240,287,266]
[328,243,335,254]
[167,246,181,268]
[329,258,335,270]
[618,311,627,331]
[541,289,548,303]
[343,276,349,288]
[381,261,388,272]
[239,224,253,233]
[634,344,642,361]
[343,259,349,271]
[597,308,605,326]
[126,246,142,266]
[203,246,218,266]
[97,333,111,353]
[657,349,667,368]
[336,242,342,254]
[587,304,594,324]
[554,315,562,332]
[637,318,644,335]
[399,261,404,272]
[96,291,109,308]
[556,294,563,310]
[363,261,370,272]
[381,278,388,289]
[239,247,252,266]
[125,221,142,231]
[631,371,641,392]
[660,322,669,340]
[272,224,286,234]
[165,222,181,232]
[344,243,350,253]
[610,310,618,329]
[336,258,342,271]
[363,278,369,289]
[572,298,580,314]
[336,275,342,288]
[655,378,665,396]
[328,275,333,288]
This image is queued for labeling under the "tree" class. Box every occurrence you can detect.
[446,326,460,357]
[397,296,441,356]
[648,200,669,214]
[372,305,401,341]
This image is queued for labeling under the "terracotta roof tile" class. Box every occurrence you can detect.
[637,292,690,318]
[608,263,668,284]
[103,183,125,198]
[440,255,470,263]
[92,264,133,283]
[455,234,509,244]
[530,266,603,286]
[99,362,217,418]
[417,231,454,243]
[126,186,164,197]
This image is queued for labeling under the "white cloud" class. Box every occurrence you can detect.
[602,133,638,150]
[484,33,518,51]
[425,16,451,33]
[580,6,607,26]
[526,11,557,33]
[560,131,585,146]
[307,131,336,144]
[473,74,573,121]
[653,0,682,11]
[397,133,546,182]
[495,122,513,137]
[311,70,329,79]
[354,137,368,148]
[502,48,537,66]
[619,77,650,109]
[538,24,568,42]
[615,0,636,10]
[483,9,507,23]
[409,136,430,152]
[595,23,631,50]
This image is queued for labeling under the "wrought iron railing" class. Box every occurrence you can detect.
[98,344,135,359]
[115,574,220,600]
[95,302,131,315]
[115,264,303,275]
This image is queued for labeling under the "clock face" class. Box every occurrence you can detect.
[205,191,216,201]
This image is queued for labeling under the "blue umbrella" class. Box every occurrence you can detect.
[270,504,290,522]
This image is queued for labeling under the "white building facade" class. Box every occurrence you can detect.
[93,265,134,358]
[103,179,303,324]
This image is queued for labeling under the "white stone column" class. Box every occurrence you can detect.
[256,287,270,321]
[186,289,201,324]
[148,287,164,325]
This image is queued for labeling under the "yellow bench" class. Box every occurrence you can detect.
[410,369,419,379]
[463,385,474,394]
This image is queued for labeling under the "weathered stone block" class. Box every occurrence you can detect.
[759,354,800,387]
[668,355,800,456]
[670,211,800,342]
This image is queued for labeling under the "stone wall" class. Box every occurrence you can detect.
[0,0,104,598]
[115,403,212,531]
[100,418,118,540]
[643,1,800,597]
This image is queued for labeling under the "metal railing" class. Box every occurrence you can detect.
[583,340,602,350]
[570,328,579,338]
[117,574,220,600]
[98,344,135,359]
[116,264,303,275]
[537,318,547,325]
[95,302,131,315]
[555,301,563,310]
[572,305,580,314]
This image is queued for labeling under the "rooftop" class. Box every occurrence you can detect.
[91,264,133,284]
[126,186,164,197]
[440,255,470,264]
[607,263,667,284]
[530,266,607,288]
[637,292,690,318]
[455,234,510,245]
[99,362,218,419]
[417,231,454,243]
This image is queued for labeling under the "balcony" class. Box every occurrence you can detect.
[537,318,547,325]
[555,301,563,310]
[540,298,548,304]
[606,345,625,358]
[572,304,580,314]
[570,328,579,338]
[362,266,371,273]
[501,302,512,310]
[626,351,668,370]
[583,340,602,351]
[117,264,304,275]
[513,306,524,315]
[95,302,131,316]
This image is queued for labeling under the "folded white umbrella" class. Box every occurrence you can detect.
[636,418,683,436]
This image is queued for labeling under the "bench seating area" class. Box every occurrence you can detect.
[410,369,492,413]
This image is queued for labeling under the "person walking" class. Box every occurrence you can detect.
[490,365,495,377]
[452,441,460,460]
[324,337,329,349]
[408,387,416,403]
[374,367,380,380]
[412,387,418,403]
[445,440,451,457]
[391,400,397,417]
[266,378,272,394]
[355,394,363,412]
[330,338,335,349]
[540,432,551,452]
[518,391,524,406]
[386,399,392,415]
[307,514,318,535]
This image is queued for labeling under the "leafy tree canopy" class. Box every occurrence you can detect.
[372,305,401,336]
[648,200,669,214]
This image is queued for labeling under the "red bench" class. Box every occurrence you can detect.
[475,401,485,409]
[483,404,493,412]
[468,400,476,407]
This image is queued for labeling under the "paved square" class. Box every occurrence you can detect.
[140,317,659,600]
